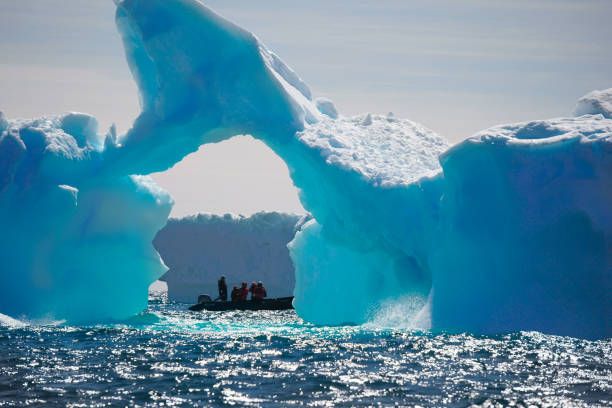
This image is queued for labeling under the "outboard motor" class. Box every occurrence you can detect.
[197,294,212,304]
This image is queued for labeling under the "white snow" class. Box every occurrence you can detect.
[297,114,448,187]
[470,115,612,145]
[315,97,339,119]
[574,87,612,119]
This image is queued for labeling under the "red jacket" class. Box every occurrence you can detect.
[252,286,267,299]
[239,287,249,301]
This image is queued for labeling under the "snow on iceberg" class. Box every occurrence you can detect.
[153,212,307,303]
[574,88,612,118]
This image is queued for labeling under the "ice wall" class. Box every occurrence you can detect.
[153,212,307,303]
[0,114,171,322]
[432,115,612,339]
[288,114,448,324]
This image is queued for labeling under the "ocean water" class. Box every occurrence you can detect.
[1,292,610,407]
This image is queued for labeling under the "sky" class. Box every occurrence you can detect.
[1,0,611,217]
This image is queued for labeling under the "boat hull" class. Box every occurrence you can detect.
[189,297,294,311]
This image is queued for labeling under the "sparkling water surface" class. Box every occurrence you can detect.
[1,293,610,407]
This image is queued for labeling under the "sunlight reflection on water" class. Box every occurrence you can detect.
[0,293,610,407]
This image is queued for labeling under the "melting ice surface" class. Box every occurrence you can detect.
[0,0,610,339]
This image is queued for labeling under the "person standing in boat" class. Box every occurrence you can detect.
[252,281,267,301]
[217,275,228,301]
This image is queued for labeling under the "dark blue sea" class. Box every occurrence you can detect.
[1,291,610,407]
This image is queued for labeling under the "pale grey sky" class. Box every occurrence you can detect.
[1,0,610,217]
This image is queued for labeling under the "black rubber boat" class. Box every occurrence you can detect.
[189,297,294,312]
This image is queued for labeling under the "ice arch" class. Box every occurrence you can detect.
[0,0,446,324]
[107,0,450,324]
[102,0,612,337]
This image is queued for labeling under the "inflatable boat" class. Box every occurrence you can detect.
[189,296,294,312]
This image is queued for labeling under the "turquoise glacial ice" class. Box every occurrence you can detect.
[0,0,609,338]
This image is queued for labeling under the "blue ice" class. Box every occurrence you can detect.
[0,0,609,338]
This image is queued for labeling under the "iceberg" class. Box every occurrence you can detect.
[0,113,172,322]
[432,115,612,339]
[153,212,307,303]
[0,0,609,338]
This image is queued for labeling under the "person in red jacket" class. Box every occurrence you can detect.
[230,286,241,301]
[252,281,267,300]
[238,282,249,301]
